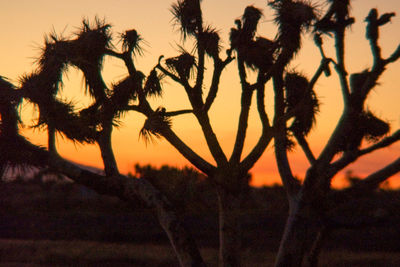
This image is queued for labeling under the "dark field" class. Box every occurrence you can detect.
[1,180,400,266]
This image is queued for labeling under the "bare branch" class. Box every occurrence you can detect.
[230,86,253,164]
[203,56,234,112]
[357,157,400,190]
[239,82,273,172]
[160,126,216,175]
[294,134,316,165]
[165,109,193,117]
[385,44,400,64]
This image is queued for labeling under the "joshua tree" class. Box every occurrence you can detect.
[268,0,400,266]
[1,0,399,267]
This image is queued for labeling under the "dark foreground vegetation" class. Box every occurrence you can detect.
[1,165,400,266]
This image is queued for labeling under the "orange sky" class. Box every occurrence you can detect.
[1,0,399,188]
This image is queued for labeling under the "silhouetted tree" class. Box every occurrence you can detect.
[1,0,399,266]
[269,1,400,266]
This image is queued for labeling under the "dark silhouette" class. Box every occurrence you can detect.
[0,0,399,266]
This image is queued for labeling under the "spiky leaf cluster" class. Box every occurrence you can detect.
[121,29,143,55]
[166,52,196,80]
[0,134,48,169]
[0,77,21,137]
[171,0,203,39]
[198,26,221,58]
[242,5,263,40]
[243,37,277,71]
[35,99,98,143]
[315,0,354,34]
[110,75,140,110]
[285,72,319,136]
[338,110,390,151]
[72,18,112,66]
[38,37,69,91]
[269,0,316,61]
[230,6,263,49]
[361,111,390,143]
[139,107,171,144]
[230,6,276,72]
[144,69,164,97]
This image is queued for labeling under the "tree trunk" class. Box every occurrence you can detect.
[217,188,242,267]
[274,200,322,267]
[305,227,328,267]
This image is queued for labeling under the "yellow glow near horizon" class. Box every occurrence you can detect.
[1,0,399,187]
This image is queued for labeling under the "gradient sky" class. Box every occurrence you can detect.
[1,0,399,187]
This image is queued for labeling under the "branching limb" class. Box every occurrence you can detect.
[230,85,253,164]
[329,129,400,177]
[239,82,273,172]
[203,55,234,112]
[160,126,216,175]
[275,57,331,125]
[385,44,400,64]
[156,56,190,87]
[20,141,206,266]
[333,26,351,104]
[165,109,193,117]
[353,157,400,191]
[272,73,300,197]
[294,133,316,165]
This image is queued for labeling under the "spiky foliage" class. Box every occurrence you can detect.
[38,35,69,92]
[242,6,263,40]
[139,107,171,144]
[285,72,319,136]
[144,69,164,97]
[20,72,55,105]
[121,29,143,55]
[166,52,196,80]
[229,6,277,72]
[198,26,221,58]
[361,111,390,143]
[171,0,203,39]
[0,78,48,169]
[0,77,21,136]
[110,75,140,110]
[269,0,316,62]
[0,134,48,170]
[339,110,390,151]
[36,99,98,143]
[68,18,112,101]
[243,37,277,71]
[315,0,354,34]
[229,6,263,48]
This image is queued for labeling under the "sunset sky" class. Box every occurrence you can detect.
[1,0,399,187]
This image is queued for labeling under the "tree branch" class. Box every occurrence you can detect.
[230,85,253,164]
[272,73,299,197]
[48,152,205,266]
[385,44,400,64]
[160,126,216,175]
[239,83,273,173]
[203,56,234,112]
[328,130,400,177]
[355,157,400,190]
[294,134,316,165]
[165,109,193,117]
[156,56,189,87]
